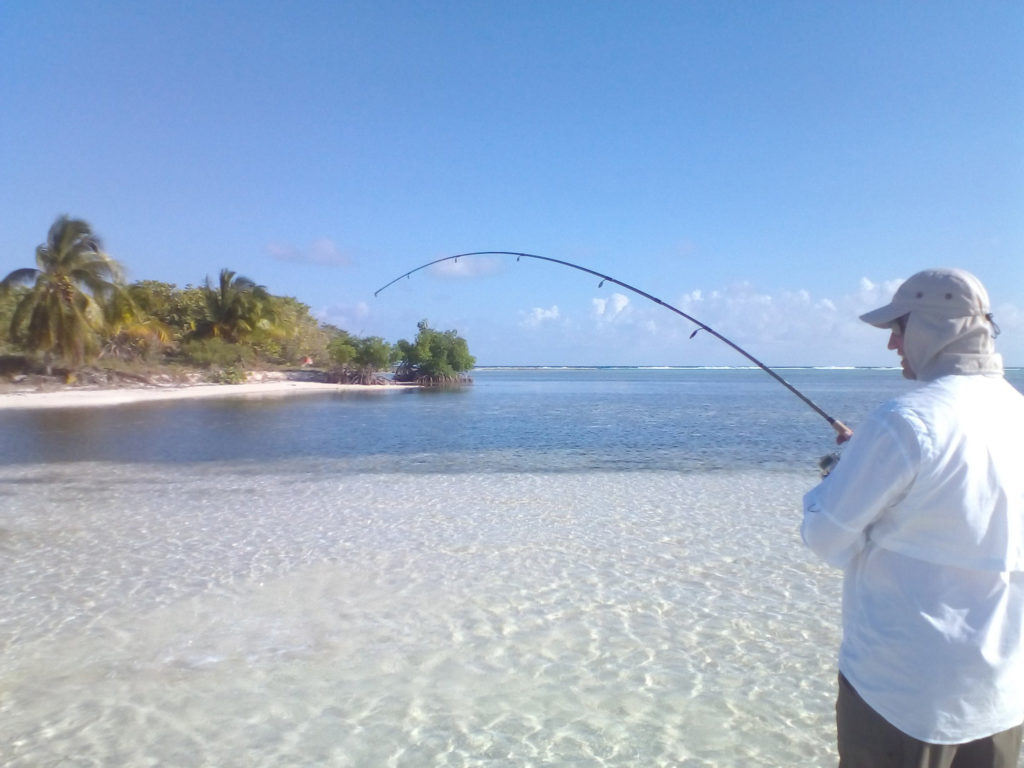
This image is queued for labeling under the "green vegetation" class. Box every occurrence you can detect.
[0,216,476,386]
[195,268,275,343]
[0,216,123,374]
[394,320,476,384]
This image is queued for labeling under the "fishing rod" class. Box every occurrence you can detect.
[376,251,852,442]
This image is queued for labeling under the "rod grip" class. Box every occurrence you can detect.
[831,419,853,445]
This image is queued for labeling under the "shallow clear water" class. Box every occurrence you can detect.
[2,369,1021,766]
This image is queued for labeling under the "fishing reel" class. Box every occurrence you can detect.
[818,452,841,478]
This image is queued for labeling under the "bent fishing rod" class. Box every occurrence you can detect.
[375,251,852,442]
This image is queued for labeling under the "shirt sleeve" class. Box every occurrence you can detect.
[802,409,918,569]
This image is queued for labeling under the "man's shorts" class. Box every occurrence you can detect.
[836,673,1023,768]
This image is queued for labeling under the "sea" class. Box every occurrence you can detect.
[2,367,1022,768]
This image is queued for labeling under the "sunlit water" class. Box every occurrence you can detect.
[2,368,1022,767]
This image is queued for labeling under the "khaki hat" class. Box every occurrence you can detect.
[859,268,992,329]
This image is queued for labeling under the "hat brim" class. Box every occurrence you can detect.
[859,302,908,329]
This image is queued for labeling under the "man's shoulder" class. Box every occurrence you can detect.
[880,375,1024,428]
[895,374,1013,402]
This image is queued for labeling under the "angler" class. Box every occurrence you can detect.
[376,251,852,442]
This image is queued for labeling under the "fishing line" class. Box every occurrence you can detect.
[376,251,851,441]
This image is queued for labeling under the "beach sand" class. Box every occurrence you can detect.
[0,375,403,410]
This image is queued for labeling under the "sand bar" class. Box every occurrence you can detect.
[0,379,401,411]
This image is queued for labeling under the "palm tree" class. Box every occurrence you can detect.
[0,216,124,372]
[196,268,276,342]
[98,285,172,361]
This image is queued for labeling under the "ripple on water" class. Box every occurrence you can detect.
[0,462,844,767]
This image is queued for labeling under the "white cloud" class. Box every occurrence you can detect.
[497,280,864,365]
[520,305,560,328]
[655,276,924,365]
[407,273,1024,367]
[430,255,503,279]
[592,292,630,321]
[857,276,903,308]
[319,300,370,330]
[268,237,350,266]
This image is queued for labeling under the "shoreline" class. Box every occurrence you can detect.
[0,377,410,411]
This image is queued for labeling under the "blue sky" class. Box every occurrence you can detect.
[2,1,1022,367]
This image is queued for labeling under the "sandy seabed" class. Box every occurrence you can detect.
[1,465,840,768]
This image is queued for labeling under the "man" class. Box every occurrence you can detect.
[802,268,1024,767]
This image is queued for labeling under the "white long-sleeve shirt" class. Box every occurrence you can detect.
[803,374,1024,744]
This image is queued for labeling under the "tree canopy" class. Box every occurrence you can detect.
[0,216,124,371]
[394,320,476,383]
[196,269,275,343]
[1,216,475,385]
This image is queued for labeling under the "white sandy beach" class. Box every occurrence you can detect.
[0,378,400,410]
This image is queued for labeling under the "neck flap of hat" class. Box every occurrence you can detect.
[903,311,1003,380]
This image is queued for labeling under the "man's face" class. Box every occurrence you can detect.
[888,316,913,379]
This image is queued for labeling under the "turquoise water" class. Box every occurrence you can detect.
[0,367,918,470]
[2,369,1022,767]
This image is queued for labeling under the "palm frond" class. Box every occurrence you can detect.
[0,267,41,292]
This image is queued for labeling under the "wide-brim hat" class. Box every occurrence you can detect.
[859,268,991,329]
